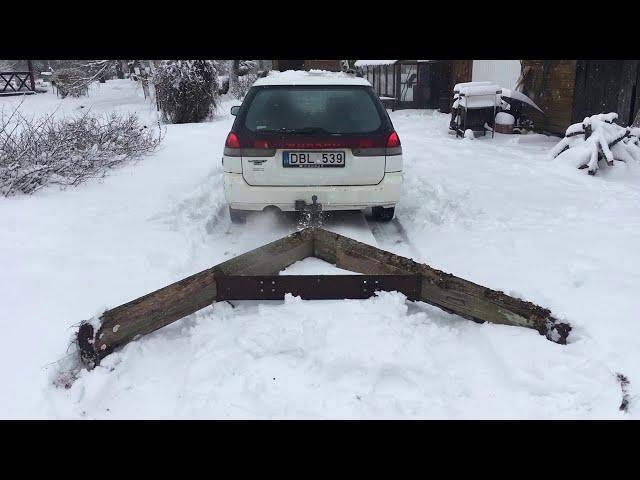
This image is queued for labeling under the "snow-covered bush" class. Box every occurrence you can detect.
[230,60,261,99]
[0,107,163,196]
[52,67,89,98]
[551,113,640,175]
[230,73,257,99]
[152,60,218,124]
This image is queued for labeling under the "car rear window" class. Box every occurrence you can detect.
[244,86,382,134]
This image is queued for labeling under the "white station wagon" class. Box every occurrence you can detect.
[222,70,403,223]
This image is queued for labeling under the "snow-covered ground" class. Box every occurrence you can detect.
[1,79,639,419]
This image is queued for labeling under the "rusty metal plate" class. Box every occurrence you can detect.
[216,275,421,301]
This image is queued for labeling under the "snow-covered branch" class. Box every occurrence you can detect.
[551,113,640,175]
[0,106,163,196]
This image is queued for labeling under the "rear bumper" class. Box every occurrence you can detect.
[224,172,403,211]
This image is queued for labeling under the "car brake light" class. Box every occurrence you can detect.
[386,131,401,148]
[225,132,240,149]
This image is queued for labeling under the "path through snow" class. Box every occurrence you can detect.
[0,80,638,418]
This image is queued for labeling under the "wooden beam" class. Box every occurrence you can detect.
[77,227,571,368]
[312,228,571,344]
[79,229,314,366]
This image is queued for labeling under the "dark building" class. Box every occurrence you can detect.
[354,60,472,112]
[521,60,640,135]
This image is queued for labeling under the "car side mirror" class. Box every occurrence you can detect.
[230,106,240,116]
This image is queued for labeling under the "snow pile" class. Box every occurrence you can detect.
[46,291,622,419]
[458,84,501,97]
[453,81,491,92]
[452,84,501,109]
[551,113,640,175]
[495,112,515,125]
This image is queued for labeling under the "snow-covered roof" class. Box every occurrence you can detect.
[253,70,371,87]
[454,81,491,92]
[452,84,502,109]
[355,60,397,67]
[458,84,502,96]
[354,60,434,67]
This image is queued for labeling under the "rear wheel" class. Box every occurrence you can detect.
[372,206,395,222]
[229,207,249,224]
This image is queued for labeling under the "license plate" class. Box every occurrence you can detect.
[283,151,346,168]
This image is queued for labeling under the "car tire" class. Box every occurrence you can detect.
[372,206,395,222]
[229,207,249,224]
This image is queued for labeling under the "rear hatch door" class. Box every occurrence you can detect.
[239,85,388,187]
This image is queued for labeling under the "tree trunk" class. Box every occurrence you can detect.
[27,60,35,91]
[116,60,124,79]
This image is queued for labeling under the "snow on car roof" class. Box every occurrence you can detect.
[253,70,371,87]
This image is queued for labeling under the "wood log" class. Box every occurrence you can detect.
[312,228,571,344]
[77,227,571,368]
[79,229,314,365]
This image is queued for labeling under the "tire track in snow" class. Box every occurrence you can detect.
[365,215,421,261]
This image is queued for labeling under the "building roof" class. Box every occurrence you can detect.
[354,60,434,67]
[354,60,397,67]
[253,70,371,87]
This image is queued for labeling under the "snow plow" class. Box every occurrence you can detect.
[76,227,571,369]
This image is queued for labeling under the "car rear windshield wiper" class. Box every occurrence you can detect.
[285,127,330,135]
[254,127,332,135]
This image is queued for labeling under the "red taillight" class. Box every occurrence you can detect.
[253,139,269,149]
[225,132,240,149]
[386,131,401,148]
[356,138,376,148]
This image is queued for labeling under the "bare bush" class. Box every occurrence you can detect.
[231,73,258,100]
[52,67,90,98]
[230,60,261,100]
[0,105,163,196]
[152,60,218,124]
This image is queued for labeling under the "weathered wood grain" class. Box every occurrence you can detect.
[77,227,571,368]
[82,229,314,364]
[212,228,313,276]
[313,228,571,344]
[94,268,217,358]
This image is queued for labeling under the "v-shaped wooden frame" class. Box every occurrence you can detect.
[77,227,571,367]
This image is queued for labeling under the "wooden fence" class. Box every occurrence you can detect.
[0,70,36,96]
